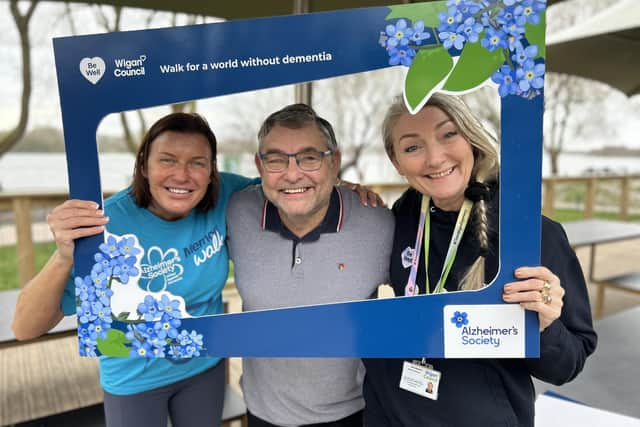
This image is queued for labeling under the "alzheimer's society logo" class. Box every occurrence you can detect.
[79,57,106,84]
[444,305,525,358]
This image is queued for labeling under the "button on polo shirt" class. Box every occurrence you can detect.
[261,188,344,267]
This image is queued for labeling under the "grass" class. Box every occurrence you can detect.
[0,242,57,291]
[551,209,640,223]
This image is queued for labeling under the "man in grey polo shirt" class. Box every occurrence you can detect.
[226,104,394,427]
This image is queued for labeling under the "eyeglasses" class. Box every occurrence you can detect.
[258,149,333,172]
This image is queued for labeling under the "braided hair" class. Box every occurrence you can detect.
[382,93,499,291]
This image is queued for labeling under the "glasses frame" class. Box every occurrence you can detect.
[258,149,334,172]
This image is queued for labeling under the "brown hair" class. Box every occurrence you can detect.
[130,112,220,212]
[382,93,499,291]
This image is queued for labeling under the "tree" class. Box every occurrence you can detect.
[92,6,202,154]
[0,1,37,157]
[315,68,404,180]
[543,0,620,175]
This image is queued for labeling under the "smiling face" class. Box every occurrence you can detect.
[143,131,212,221]
[256,123,340,237]
[391,106,475,211]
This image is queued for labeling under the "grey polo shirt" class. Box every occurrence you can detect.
[227,185,394,426]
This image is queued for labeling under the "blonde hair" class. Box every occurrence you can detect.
[382,93,499,291]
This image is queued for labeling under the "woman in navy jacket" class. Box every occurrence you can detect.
[363,93,597,427]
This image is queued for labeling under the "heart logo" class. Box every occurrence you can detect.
[79,57,106,85]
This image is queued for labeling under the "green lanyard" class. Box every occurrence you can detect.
[418,195,473,295]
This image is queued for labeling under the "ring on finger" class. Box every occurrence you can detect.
[540,287,550,303]
[543,281,552,291]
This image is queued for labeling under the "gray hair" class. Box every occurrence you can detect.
[258,103,338,152]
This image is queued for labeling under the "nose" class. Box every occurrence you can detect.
[283,156,304,181]
[424,143,446,168]
[172,162,190,181]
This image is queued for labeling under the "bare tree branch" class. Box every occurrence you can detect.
[0,0,38,157]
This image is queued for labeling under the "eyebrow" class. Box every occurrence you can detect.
[262,146,321,154]
[157,152,210,160]
[397,119,453,142]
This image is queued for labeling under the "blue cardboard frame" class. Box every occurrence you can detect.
[53,1,545,358]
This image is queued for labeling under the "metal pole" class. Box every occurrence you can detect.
[293,0,312,105]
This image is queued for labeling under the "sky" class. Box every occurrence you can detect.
[1,0,639,152]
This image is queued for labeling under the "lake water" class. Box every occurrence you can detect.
[1,151,639,193]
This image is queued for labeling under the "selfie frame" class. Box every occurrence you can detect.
[53,2,545,358]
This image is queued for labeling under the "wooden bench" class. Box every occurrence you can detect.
[594,272,640,318]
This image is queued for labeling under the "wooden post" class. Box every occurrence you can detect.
[13,197,35,287]
[620,176,630,220]
[584,178,595,219]
[542,178,555,218]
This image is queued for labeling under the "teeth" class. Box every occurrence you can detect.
[428,168,454,178]
[168,188,190,194]
[282,188,307,194]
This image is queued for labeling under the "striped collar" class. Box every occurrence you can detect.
[261,187,344,241]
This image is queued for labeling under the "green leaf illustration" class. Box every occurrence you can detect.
[387,2,448,27]
[405,47,453,111]
[97,328,130,357]
[116,312,131,322]
[526,12,546,59]
[442,38,504,92]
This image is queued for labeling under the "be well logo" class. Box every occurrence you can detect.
[79,57,106,84]
[444,305,525,358]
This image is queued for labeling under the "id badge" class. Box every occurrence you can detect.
[399,360,441,400]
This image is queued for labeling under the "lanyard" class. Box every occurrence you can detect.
[405,195,473,295]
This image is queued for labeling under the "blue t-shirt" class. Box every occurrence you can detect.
[62,172,256,395]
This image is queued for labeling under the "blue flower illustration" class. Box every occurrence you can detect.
[386,19,413,48]
[137,295,159,322]
[75,276,92,301]
[516,59,545,92]
[99,235,121,258]
[154,315,181,340]
[131,339,153,357]
[438,7,463,33]
[481,27,508,52]
[112,255,139,284]
[118,236,141,257]
[458,17,483,43]
[74,234,207,358]
[158,294,181,319]
[379,0,546,99]
[388,45,416,66]
[451,311,469,328]
[515,0,546,26]
[410,21,431,45]
[440,30,466,51]
[511,44,538,66]
[492,65,519,97]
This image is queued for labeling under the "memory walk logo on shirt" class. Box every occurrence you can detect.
[183,227,224,267]
[444,305,525,358]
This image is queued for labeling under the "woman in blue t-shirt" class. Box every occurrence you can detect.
[12,112,251,427]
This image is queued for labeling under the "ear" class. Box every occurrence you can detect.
[254,153,264,176]
[332,149,342,172]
